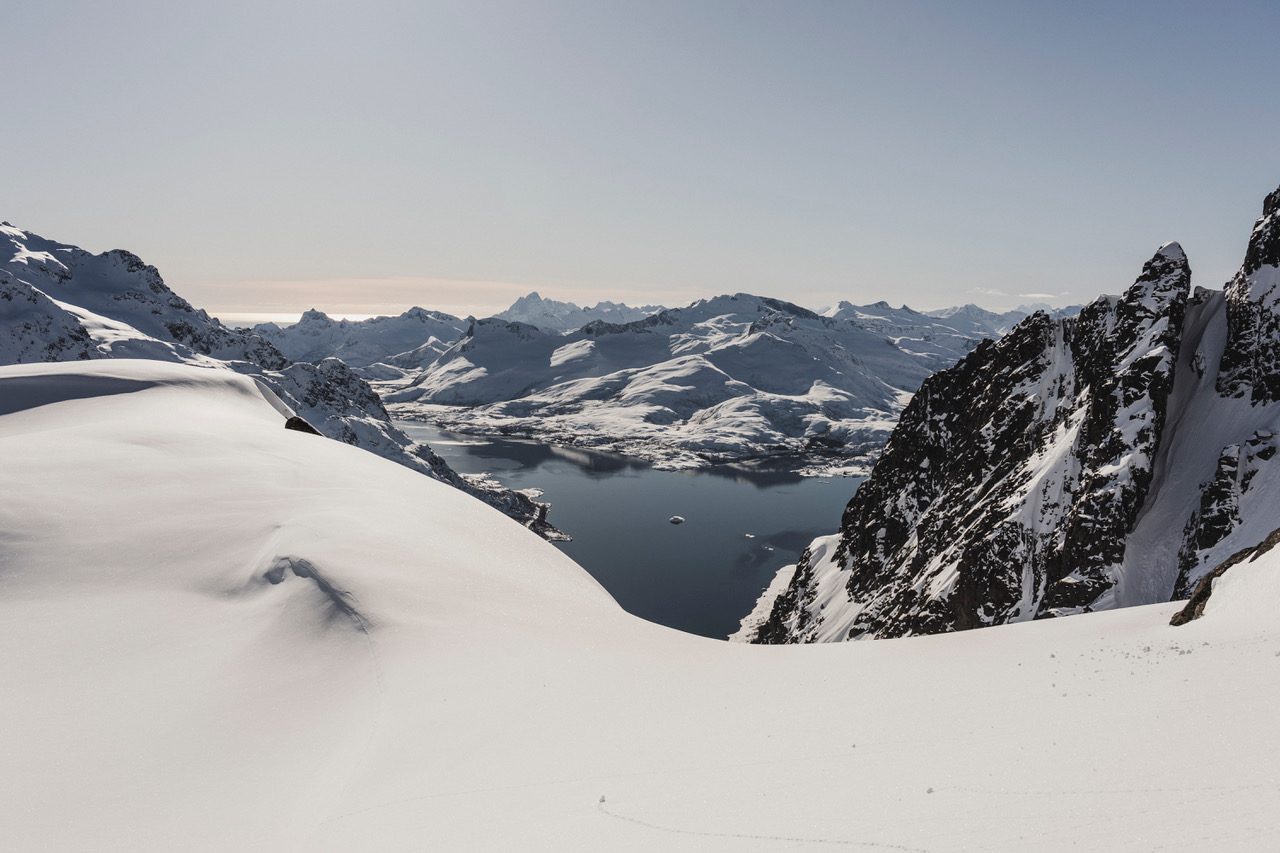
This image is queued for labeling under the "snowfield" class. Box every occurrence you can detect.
[3,358,1278,851]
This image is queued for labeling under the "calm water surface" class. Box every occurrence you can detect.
[399,422,862,639]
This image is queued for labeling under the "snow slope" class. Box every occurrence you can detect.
[0,222,559,537]
[388,295,1018,474]
[3,358,1279,851]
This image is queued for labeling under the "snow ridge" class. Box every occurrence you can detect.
[0,223,561,538]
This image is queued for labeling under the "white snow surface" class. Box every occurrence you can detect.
[4,357,1279,851]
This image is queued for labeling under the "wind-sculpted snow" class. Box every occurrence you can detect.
[0,222,560,538]
[744,184,1280,643]
[388,294,1015,473]
[5,358,1280,850]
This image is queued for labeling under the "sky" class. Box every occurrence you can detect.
[7,1,1280,323]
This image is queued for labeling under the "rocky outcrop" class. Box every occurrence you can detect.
[749,244,1192,640]
[1217,188,1280,403]
[1171,526,1280,626]
[1174,431,1278,596]
[746,184,1280,643]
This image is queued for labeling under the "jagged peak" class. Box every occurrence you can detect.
[401,306,453,322]
[1242,184,1280,277]
[299,308,332,323]
[1264,185,1280,218]
[1128,242,1192,300]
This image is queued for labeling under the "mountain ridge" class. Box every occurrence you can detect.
[740,186,1280,643]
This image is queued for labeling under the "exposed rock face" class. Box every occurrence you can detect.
[0,222,561,539]
[0,276,96,362]
[284,415,323,435]
[744,184,1280,642]
[1218,188,1280,403]
[1171,526,1280,626]
[1174,431,1277,596]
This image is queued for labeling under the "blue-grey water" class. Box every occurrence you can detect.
[399,422,862,639]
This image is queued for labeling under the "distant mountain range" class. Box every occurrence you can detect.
[384,295,1075,473]
[231,290,1077,474]
[494,291,664,332]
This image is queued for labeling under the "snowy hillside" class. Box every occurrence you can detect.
[387,294,1023,474]
[0,222,559,537]
[254,307,468,370]
[494,290,663,332]
[742,184,1280,643]
[3,357,1279,850]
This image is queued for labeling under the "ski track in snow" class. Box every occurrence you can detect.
[595,800,931,851]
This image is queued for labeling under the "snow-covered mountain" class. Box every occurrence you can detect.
[0,222,560,538]
[387,294,1028,473]
[493,290,663,333]
[4,355,1280,849]
[254,307,467,369]
[739,184,1280,643]
[921,302,1082,336]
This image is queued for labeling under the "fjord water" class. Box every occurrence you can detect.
[399,422,860,639]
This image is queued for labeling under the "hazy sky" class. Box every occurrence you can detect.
[8,1,1280,322]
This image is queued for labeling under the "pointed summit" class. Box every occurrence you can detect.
[1242,184,1280,277]
[298,308,332,324]
[1124,242,1191,309]
[1156,241,1186,262]
[1218,184,1280,403]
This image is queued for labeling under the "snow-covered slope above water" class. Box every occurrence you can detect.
[0,222,559,537]
[4,358,1280,851]
[388,296,1035,475]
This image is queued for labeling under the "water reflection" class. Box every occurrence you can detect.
[398,421,860,639]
